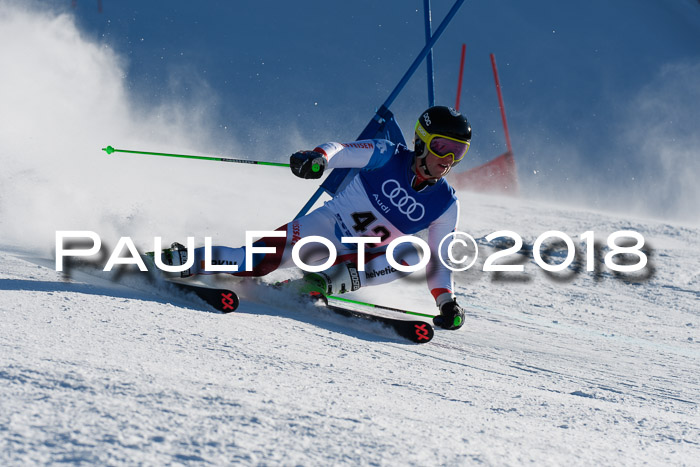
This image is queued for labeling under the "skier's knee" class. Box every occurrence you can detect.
[363,243,421,286]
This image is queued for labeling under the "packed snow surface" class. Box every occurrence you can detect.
[1,194,698,465]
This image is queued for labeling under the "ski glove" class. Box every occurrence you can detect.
[433,299,465,330]
[290,150,327,179]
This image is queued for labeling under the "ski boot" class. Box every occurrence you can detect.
[278,262,362,302]
[145,242,193,278]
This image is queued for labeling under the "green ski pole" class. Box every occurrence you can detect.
[328,296,436,319]
[102,145,322,173]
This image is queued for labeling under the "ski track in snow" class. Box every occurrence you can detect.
[1,195,699,465]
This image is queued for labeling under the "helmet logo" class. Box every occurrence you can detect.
[423,112,431,126]
[448,107,460,117]
[381,180,425,222]
[415,125,428,139]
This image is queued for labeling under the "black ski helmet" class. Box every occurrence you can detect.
[413,106,472,165]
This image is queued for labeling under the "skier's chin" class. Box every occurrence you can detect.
[429,168,449,180]
[422,170,444,181]
[428,162,451,179]
[415,162,447,181]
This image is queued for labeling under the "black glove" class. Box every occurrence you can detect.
[433,299,465,330]
[290,150,327,179]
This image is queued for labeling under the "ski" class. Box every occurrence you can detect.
[157,268,432,343]
[166,280,240,313]
[141,251,240,313]
[323,296,434,344]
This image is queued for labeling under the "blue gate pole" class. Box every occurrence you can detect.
[294,0,465,219]
[424,0,435,107]
[374,0,464,119]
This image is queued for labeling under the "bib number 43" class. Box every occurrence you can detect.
[351,211,390,248]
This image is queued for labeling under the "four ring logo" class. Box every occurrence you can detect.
[381,180,425,221]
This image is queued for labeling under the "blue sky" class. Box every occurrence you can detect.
[44,1,700,219]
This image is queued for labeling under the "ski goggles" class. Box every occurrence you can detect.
[415,121,471,162]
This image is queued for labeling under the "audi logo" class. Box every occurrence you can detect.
[381,180,425,221]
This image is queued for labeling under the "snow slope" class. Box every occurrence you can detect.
[1,193,698,465]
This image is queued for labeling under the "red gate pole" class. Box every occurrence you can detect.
[455,44,466,111]
[490,53,512,153]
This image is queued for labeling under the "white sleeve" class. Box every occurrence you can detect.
[313,140,395,170]
[426,199,460,307]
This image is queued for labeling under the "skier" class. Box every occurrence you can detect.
[166,106,471,330]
